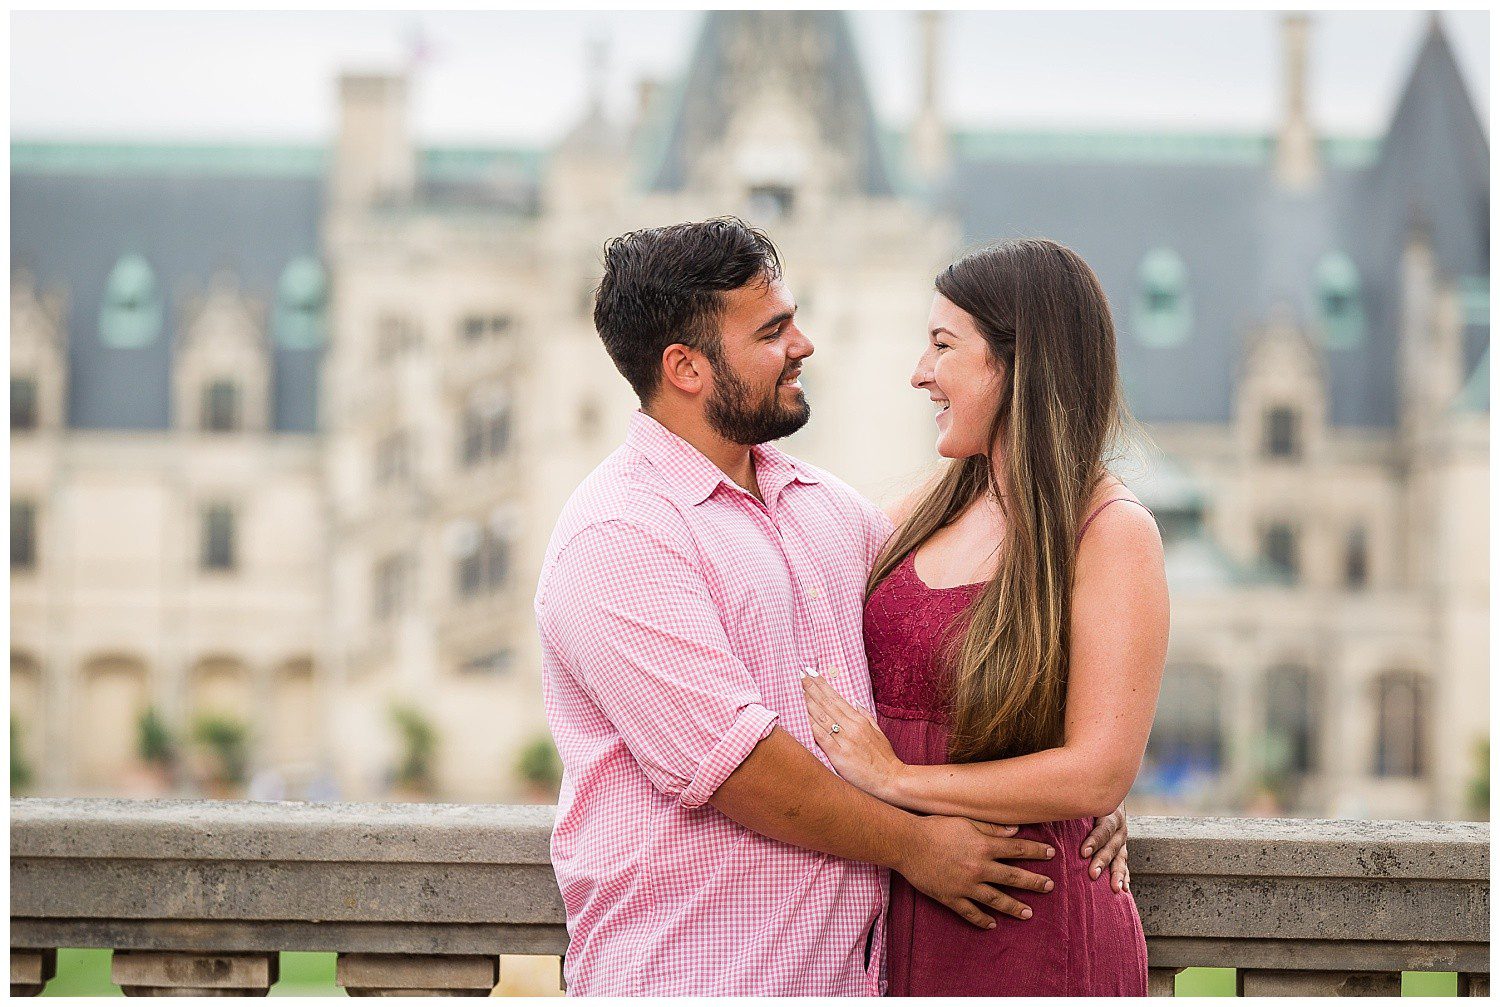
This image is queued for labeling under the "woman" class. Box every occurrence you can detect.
[802,238,1168,996]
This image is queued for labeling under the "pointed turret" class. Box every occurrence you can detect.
[646,12,893,204]
[1375,13,1488,279]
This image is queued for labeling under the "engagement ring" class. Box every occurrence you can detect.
[830,723,841,734]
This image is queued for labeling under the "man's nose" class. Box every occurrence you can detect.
[789,326,814,359]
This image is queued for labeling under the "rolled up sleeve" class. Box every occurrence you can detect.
[537,520,778,807]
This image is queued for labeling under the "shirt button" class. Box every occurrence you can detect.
[827,667,842,679]
[807,586,822,599]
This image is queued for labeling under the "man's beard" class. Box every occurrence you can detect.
[704,353,811,446]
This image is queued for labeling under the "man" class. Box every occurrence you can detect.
[535,218,1126,996]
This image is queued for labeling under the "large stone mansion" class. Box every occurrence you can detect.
[10,12,1487,818]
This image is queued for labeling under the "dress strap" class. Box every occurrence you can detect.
[1076,497,1154,545]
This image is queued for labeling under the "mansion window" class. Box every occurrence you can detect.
[11,499,36,571]
[373,554,414,622]
[202,381,240,432]
[455,526,510,599]
[200,504,237,572]
[1261,522,1299,583]
[1146,664,1224,774]
[1262,406,1301,460]
[1264,665,1318,775]
[460,395,511,467]
[1344,526,1369,590]
[375,430,413,487]
[1374,672,1427,778]
[12,376,38,431]
[460,313,514,342]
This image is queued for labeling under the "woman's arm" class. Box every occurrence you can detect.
[804,499,1168,824]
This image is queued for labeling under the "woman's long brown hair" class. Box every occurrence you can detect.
[868,238,1130,763]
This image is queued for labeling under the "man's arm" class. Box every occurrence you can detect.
[711,727,1056,929]
[538,517,1055,927]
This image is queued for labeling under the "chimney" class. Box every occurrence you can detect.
[332,72,416,208]
[1274,13,1321,191]
[908,11,950,187]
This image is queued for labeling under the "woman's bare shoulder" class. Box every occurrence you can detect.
[1079,474,1161,557]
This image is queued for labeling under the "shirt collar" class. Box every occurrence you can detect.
[626,410,821,507]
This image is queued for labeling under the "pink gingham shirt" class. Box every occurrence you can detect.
[535,411,893,996]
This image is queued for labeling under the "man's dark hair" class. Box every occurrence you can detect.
[592,217,783,403]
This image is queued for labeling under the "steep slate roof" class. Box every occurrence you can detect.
[646,11,893,196]
[948,14,1488,428]
[10,14,1487,434]
[11,165,325,432]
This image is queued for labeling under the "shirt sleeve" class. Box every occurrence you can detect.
[536,519,779,808]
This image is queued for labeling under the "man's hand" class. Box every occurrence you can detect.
[896,815,1056,929]
[1081,805,1129,892]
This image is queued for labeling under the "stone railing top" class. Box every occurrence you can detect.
[10,799,1487,880]
[1128,815,1489,880]
[10,798,557,864]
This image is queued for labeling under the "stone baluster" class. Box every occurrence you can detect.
[336,952,500,996]
[110,950,279,996]
[1459,973,1490,996]
[11,948,56,996]
[1147,966,1182,996]
[1237,969,1402,996]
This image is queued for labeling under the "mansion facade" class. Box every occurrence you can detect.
[10,12,1488,818]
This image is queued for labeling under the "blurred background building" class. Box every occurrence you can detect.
[10,11,1488,819]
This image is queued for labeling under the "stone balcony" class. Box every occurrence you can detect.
[9,798,1489,996]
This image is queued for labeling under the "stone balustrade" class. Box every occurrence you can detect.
[9,798,1489,996]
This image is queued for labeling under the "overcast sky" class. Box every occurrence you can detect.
[10,11,1489,146]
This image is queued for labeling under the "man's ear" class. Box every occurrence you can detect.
[661,344,707,396]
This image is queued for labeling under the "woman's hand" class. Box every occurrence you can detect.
[801,670,905,802]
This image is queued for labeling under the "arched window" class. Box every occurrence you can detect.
[200,503,236,572]
[1133,248,1193,348]
[1262,405,1302,460]
[273,257,327,350]
[1374,671,1427,778]
[1146,664,1224,775]
[1260,521,1299,583]
[98,254,164,348]
[1344,526,1369,589]
[1264,665,1318,775]
[459,388,511,467]
[201,380,239,432]
[1315,252,1365,349]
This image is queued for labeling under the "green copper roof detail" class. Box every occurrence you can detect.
[946,129,1379,167]
[1315,251,1367,350]
[11,140,545,181]
[273,256,328,350]
[98,253,164,348]
[12,141,328,177]
[1133,248,1194,348]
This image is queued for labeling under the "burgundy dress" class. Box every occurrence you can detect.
[864,501,1150,997]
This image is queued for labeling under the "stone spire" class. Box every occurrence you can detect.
[1274,12,1321,192]
[909,11,950,186]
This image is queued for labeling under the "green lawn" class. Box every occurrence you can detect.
[37,949,1462,996]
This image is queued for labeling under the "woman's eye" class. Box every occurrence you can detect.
[934,341,950,351]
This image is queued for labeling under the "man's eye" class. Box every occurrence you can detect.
[934,341,951,351]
